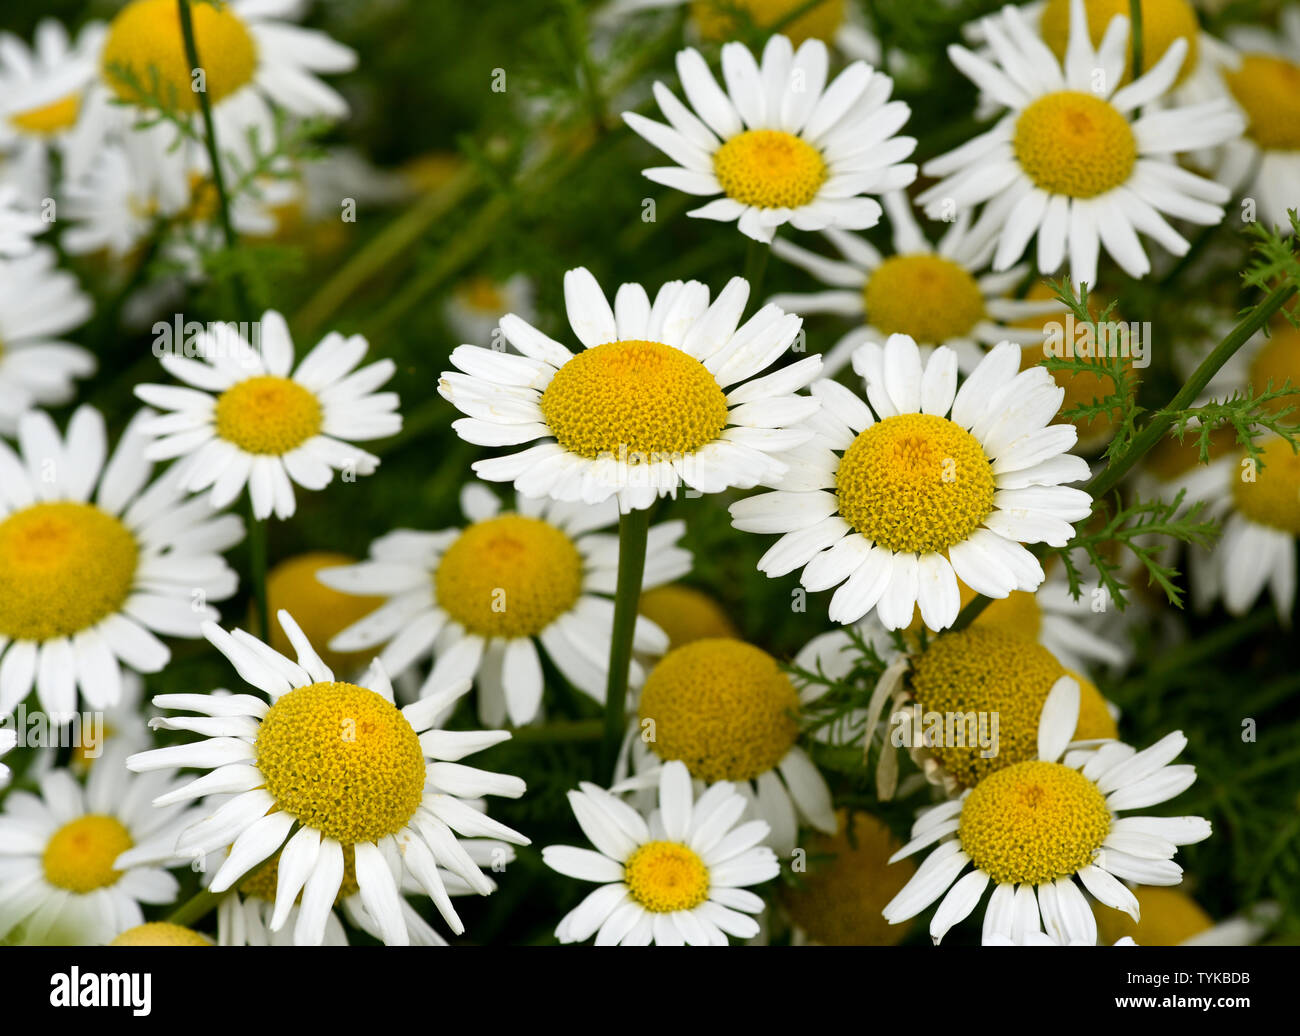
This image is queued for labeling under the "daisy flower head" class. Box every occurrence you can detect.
[110,922,212,946]
[769,191,1063,377]
[1208,5,1300,235]
[618,637,836,853]
[264,552,387,678]
[622,34,916,243]
[543,760,780,945]
[444,274,536,349]
[882,677,1211,945]
[439,267,820,512]
[0,744,196,945]
[0,406,242,721]
[133,309,401,521]
[730,333,1094,632]
[67,0,356,183]
[1096,886,1280,946]
[638,583,739,650]
[126,611,531,946]
[0,246,95,434]
[318,482,689,726]
[917,0,1244,287]
[0,18,106,198]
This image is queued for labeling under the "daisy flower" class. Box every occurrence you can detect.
[318,483,689,726]
[0,182,46,256]
[638,583,739,650]
[110,922,212,946]
[616,638,836,854]
[0,406,242,720]
[730,334,1093,632]
[0,246,95,435]
[133,308,401,521]
[622,34,916,243]
[543,760,780,945]
[1096,886,1280,946]
[439,267,820,512]
[265,552,387,678]
[1189,5,1300,233]
[67,0,356,183]
[444,274,536,349]
[779,808,917,945]
[881,678,1211,945]
[769,191,1062,376]
[126,612,531,947]
[0,18,106,199]
[0,745,196,946]
[917,0,1243,287]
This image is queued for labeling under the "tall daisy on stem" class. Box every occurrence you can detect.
[439,267,819,772]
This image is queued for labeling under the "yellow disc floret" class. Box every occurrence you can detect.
[102,0,258,112]
[1223,54,1300,150]
[623,841,710,913]
[1095,886,1214,945]
[1247,320,1300,416]
[782,809,916,945]
[639,639,799,783]
[1040,0,1200,85]
[42,815,133,893]
[959,759,1111,885]
[266,553,385,675]
[111,922,212,946]
[0,502,139,641]
[539,339,727,459]
[836,413,995,555]
[1014,91,1137,198]
[1232,437,1300,535]
[255,681,426,844]
[639,584,739,649]
[713,129,829,210]
[10,94,81,135]
[435,515,584,638]
[215,375,322,455]
[691,0,846,47]
[1071,670,1120,741]
[909,627,1067,788]
[864,255,987,344]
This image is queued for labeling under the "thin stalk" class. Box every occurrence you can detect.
[600,507,651,777]
[1128,0,1144,79]
[176,0,252,320]
[247,497,270,643]
[742,236,770,314]
[166,888,220,927]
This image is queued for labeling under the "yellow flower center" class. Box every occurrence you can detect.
[457,276,508,313]
[111,922,212,946]
[1040,0,1200,86]
[539,339,728,459]
[781,809,916,945]
[908,584,1044,640]
[1232,437,1300,535]
[215,376,322,455]
[1247,320,1300,416]
[102,0,258,113]
[836,413,995,555]
[910,627,1068,788]
[0,503,139,641]
[1071,670,1120,741]
[1146,426,1238,482]
[434,514,584,638]
[42,815,133,893]
[1014,91,1137,198]
[240,843,360,904]
[255,681,426,845]
[265,553,385,676]
[864,255,987,345]
[1224,54,1300,150]
[1095,886,1214,946]
[960,760,1111,885]
[623,841,711,913]
[639,584,739,650]
[691,0,846,47]
[638,639,799,782]
[713,129,829,210]
[9,93,82,135]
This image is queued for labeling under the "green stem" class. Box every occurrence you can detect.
[248,497,270,643]
[742,237,770,314]
[601,507,651,777]
[166,888,221,928]
[952,281,1298,633]
[510,719,603,745]
[1128,0,1144,80]
[176,0,253,320]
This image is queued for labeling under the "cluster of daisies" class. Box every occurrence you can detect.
[0,0,1294,949]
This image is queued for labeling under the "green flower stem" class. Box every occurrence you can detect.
[509,719,604,744]
[1129,0,1144,79]
[600,506,651,778]
[742,236,770,315]
[952,280,1298,632]
[176,0,253,321]
[165,888,221,928]
[247,497,270,643]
